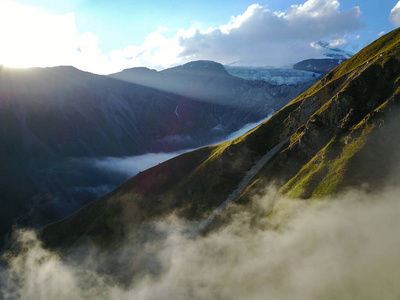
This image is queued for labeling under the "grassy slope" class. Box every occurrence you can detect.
[40,28,400,248]
[271,29,400,198]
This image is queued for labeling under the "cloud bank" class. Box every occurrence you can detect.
[390,1,400,27]
[85,116,273,180]
[177,0,362,67]
[2,186,400,299]
[112,0,364,69]
[0,0,363,73]
[224,114,272,141]
[89,150,189,177]
[0,0,109,73]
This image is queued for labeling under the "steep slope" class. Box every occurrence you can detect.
[1,58,316,247]
[42,30,400,251]
[0,65,268,246]
[41,28,400,250]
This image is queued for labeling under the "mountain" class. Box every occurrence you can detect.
[293,58,347,73]
[109,60,244,101]
[109,60,315,112]
[224,42,353,79]
[312,40,354,60]
[293,41,353,74]
[0,60,315,247]
[40,27,400,253]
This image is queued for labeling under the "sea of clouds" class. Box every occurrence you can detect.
[2,184,400,299]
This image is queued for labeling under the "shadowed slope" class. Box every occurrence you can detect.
[41,28,400,249]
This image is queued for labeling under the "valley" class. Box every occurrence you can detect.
[0,59,320,247]
[35,28,400,273]
[1,1,400,299]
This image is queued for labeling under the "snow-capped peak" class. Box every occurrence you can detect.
[311,41,354,60]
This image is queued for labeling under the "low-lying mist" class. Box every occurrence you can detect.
[2,185,400,299]
[224,114,272,141]
[20,118,270,230]
[88,115,272,179]
[89,150,190,178]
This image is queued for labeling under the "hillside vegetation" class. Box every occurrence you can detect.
[41,28,400,249]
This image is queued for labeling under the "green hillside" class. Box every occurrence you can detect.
[40,28,400,249]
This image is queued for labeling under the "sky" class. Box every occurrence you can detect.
[0,0,399,74]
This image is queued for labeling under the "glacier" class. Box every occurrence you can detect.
[224,66,320,86]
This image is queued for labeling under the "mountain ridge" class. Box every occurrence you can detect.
[40,28,400,250]
[0,58,318,247]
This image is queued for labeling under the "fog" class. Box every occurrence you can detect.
[2,185,400,299]
[19,118,273,230]
[90,150,189,178]
[224,114,272,141]
[85,116,272,179]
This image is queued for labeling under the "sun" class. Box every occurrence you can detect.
[0,0,79,69]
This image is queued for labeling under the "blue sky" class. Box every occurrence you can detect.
[0,0,399,74]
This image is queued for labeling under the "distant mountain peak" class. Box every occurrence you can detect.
[119,66,157,73]
[40,28,400,251]
[164,60,229,76]
[312,40,354,60]
[115,67,158,79]
[180,60,224,68]
[292,41,354,74]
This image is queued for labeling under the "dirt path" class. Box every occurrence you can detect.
[189,138,289,238]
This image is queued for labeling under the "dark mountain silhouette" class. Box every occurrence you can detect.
[293,58,346,73]
[293,41,353,73]
[40,28,400,253]
[109,60,316,111]
[0,60,314,247]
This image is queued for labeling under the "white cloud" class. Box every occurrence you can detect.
[90,150,190,177]
[107,26,183,72]
[176,0,362,67]
[0,0,363,74]
[4,186,400,299]
[0,0,184,74]
[0,2,76,67]
[0,1,113,73]
[390,1,400,27]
